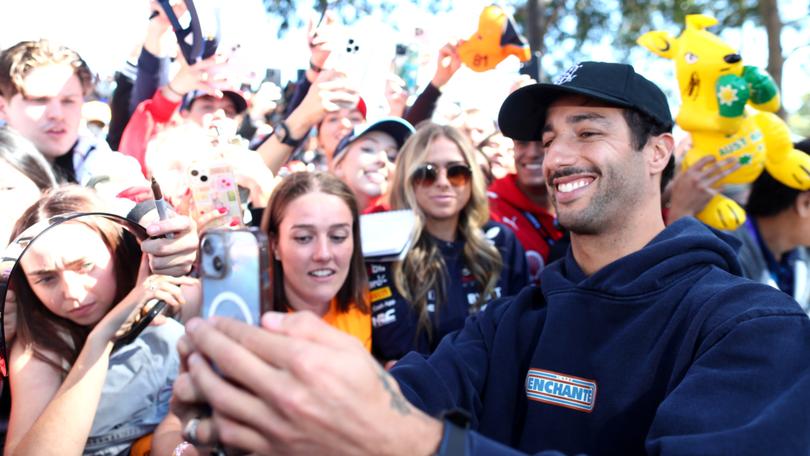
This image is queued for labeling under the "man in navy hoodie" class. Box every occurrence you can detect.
[173,62,810,456]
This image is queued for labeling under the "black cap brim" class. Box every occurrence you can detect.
[498,83,635,142]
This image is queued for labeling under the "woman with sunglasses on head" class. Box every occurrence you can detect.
[369,123,528,366]
[5,186,196,455]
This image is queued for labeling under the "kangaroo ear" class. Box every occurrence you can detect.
[637,31,676,59]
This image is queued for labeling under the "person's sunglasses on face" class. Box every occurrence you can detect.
[410,163,472,187]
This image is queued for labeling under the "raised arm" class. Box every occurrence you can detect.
[255,69,359,174]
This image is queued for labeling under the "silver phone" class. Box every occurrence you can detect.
[200,228,271,325]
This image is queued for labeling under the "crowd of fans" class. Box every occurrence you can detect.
[1,2,809,455]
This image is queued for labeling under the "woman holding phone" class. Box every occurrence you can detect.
[368,123,528,364]
[5,186,196,455]
[260,172,371,349]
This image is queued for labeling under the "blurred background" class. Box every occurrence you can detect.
[2,0,809,135]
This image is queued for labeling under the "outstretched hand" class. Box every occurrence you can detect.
[432,41,462,89]
[172,312,443,455]
[664,155,741,224]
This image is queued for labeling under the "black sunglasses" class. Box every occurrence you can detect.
[411,163,472,187]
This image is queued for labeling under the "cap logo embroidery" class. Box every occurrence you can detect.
[554,64,582,85]
[526,368,597,413]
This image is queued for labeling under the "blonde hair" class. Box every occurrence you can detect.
[389,123,502,342]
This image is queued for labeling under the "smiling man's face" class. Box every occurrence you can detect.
[541,95,646,235]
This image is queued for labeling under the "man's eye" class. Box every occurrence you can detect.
[294,236,312,244]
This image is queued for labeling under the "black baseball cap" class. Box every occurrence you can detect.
[183,89,248,115]
[498,61,673,141]
[333,117,415,164]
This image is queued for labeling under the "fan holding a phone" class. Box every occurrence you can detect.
[4,186,197,455]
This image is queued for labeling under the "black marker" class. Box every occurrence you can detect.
[151,177,175,239]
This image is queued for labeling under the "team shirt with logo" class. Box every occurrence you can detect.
[369,221,528,362]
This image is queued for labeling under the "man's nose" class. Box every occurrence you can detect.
[544,136,576,169]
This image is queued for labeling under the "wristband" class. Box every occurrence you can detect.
[435,409,470,455]
[309,60,323,73]
[274,120,307,149]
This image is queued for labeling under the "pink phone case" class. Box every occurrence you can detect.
[188,161,243,228]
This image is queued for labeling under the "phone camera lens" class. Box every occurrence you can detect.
[190,169,199,176]
[201,175,208,182]
[213,256,224,271]
[202,238,213,255]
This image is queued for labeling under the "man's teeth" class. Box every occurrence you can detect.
[524,163,542,170]
[310,269,334,277]
[557,179,590,193]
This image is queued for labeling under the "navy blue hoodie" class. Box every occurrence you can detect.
[391,218,810,455]
[370,221,528,361]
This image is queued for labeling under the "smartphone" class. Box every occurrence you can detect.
[187,160,243,229]
[326,32,370,91]
[199,228,271,325]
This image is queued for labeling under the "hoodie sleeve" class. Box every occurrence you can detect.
[645,304,810,454]
[391,298,504,421]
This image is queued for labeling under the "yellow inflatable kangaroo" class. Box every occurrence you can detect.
[638,14,810,230]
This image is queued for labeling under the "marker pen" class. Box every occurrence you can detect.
[151,177,175,239]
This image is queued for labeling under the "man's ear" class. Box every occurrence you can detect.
[647,133,675,175]
[795,191,810,218]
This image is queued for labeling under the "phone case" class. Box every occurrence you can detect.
[187,160,243,229]
[200,228,271,325]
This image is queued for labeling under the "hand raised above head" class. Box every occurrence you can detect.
[432,40,462,89]
[296,69,360,125]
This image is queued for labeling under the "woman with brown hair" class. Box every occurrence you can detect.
[5,185,195,455]
[260,171,371,349]
[369,122,528,364]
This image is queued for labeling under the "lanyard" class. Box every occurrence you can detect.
[523,211,556,246]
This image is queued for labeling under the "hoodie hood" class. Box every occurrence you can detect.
[542,217,742,297]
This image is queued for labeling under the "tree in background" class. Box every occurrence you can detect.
[514,0,809,119]
[788,94,810,139]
